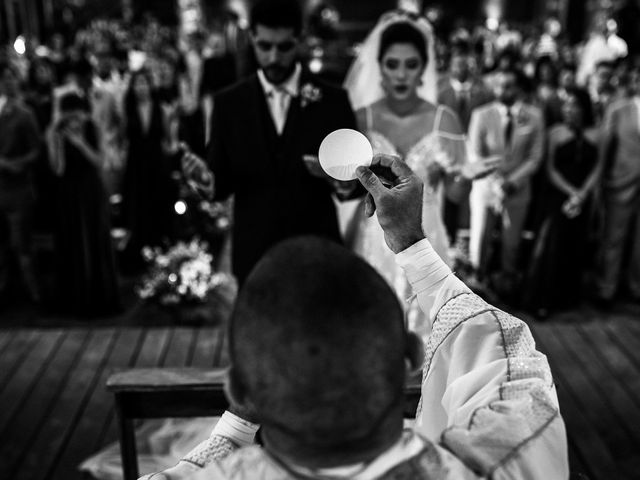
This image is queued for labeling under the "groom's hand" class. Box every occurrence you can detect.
[356,154,425,254]
[180,143,214,199]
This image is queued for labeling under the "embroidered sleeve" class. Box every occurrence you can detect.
[181,411,259,468]
[421,293,569,479]
[181,435,239,468]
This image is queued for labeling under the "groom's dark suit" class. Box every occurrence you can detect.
[208,70,357,283]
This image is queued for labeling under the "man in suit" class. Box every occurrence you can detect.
[595,67,640,306]
[588,60,616,126]
[438,45,493,245]
[438,47,492,133]
[0,61,41,304]
[468,68,545,296]
[183,0,357,284]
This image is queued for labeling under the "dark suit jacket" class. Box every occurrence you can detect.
[208,70,357,282]
[438,80,493,132]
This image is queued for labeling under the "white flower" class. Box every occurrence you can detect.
[137,237,234,304]
[300,83,322,107]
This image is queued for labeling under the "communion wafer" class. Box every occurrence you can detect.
[318,129,373,181]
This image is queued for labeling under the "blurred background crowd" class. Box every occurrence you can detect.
[1,0,640,319]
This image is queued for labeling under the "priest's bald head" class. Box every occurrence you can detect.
[226,236,423,466]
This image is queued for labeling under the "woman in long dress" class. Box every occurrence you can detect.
[46,93,120,316]
[121,69,175,270]
[344,13,468,336]
[523,88,600,317]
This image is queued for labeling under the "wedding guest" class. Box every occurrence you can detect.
[25,57,56,129]
[25,57,58,233]
[0,61,41,305]
[53,59,124,195]
[182,0,358,285]
[595,67,640,307]
[438,44,492,132]
[182,32,206,112]
[200,32,237,99]
[483,47,521,91]
[468,67,545,299]
[523,88,599,317]
[121,69,175,271]
[153,54,184,108]
[199,31,237,144]
[47,33,69,81]
[533,55,562,126]
[557,63,583,104]
[588,60,615,125]
[437,43,493,246]
[46,92,120,316]
[93,44,130,121]
[141,154,568,480]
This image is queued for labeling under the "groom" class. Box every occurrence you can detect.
[183,0,357,284]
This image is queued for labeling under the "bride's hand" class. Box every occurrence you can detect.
[356,154,425,254]
[425,162,445,189]
[462,155,501,181]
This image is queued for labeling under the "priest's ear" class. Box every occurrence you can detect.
[225,366,260,423]
[405,331,424,377]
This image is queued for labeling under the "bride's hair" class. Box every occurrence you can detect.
[378,21,428,65]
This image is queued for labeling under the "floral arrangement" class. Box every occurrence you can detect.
[137,239,232,306]
[196,200,232,234]
[300,83,323,107]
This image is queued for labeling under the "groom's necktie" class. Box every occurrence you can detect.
[269,87,289,135]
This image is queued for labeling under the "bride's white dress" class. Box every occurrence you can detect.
[349,105,465,337]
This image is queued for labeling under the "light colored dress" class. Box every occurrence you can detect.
[349,104,466,337]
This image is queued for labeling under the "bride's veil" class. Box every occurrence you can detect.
[344,10,438,110]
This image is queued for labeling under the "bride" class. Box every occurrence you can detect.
[343,11,469,336]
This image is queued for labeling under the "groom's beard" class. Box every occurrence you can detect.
[263,63,296,85]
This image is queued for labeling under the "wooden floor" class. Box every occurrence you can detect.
[1,308,640,479]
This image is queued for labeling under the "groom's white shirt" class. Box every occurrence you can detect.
[257,63,301,135]
[167,238,568,479]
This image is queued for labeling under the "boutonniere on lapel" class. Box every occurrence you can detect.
[515,109,529,127]
[300,83,322,108]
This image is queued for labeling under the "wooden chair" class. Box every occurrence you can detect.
[107,367,422,480]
